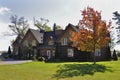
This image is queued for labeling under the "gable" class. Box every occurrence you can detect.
[20,29,43,47]
[57,24,78,43]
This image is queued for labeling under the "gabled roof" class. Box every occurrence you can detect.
[19,28,43,45]
[43,30,64,44]
[29,29,43,43]
[12,34,24,46]
[66,23,79,32]
[57,23,79,41]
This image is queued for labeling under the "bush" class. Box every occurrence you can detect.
[38,57,45,61]
[1,52,9,59]
[117,51,120,57]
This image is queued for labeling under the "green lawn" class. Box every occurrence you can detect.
[0,59,120,80]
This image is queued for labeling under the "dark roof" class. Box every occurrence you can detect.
[67,23,79,32]
[29,29,43,43]
[43,30,64,44]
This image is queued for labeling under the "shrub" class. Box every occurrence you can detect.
[117,51,120,57]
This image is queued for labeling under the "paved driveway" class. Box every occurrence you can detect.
[0,60,32,65]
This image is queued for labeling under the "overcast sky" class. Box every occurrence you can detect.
[0,0,120,51]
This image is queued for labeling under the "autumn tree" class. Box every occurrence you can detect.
[70,7,111,64]
[7,15,29,36]
[34,18,51,31]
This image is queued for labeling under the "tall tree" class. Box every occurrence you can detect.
[113,11,120,25]
[8,15,29,36]
[70,7,111,64]
[7,46,11,57]
[113,49,118,61]
[112,11,120,44]
[34,18,51,31]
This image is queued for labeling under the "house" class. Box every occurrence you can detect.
[18,29,44,59]
[12,34,24,57]
[55,23,91,61]
[36,26,64,60]
[12,23,111,61]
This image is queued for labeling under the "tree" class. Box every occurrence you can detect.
[113,49,118,61]
[34,18,51,31]
[113,11,120,25]
[7,46,11,57]
[112,11,120,44]
[70,7,111,64]
[8,15,29,36]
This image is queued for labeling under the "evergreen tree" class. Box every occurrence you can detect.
[7,46,11,57]
[113,49,118,61]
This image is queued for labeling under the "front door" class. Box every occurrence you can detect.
[47,50,51,59]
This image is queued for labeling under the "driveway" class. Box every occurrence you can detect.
[0,60,32,65]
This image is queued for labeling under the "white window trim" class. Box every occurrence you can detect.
[67,49,74,57]
[61,38,68,45]
[95,49,101,56]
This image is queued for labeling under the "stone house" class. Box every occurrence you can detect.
[12,34,24,56]
[12,23,111,61]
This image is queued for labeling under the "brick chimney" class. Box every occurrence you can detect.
[53,23,56,35]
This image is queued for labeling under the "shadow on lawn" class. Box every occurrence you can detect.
[53,64,112,79]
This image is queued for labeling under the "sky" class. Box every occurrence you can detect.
[0,0,120,51]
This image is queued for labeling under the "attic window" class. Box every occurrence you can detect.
[32,40,36,46]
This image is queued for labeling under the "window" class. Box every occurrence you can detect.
[32,40,36,46]
[24,40,28,46]
[48,40,54,45]
[67,49,74,57]
[61,38,68,45]
[95,49,101,56]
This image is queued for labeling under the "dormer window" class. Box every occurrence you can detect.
[61,38,67,45]
[48,40,54,45]
[48,36,54,45]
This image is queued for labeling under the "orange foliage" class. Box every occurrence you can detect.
[70,7,111,52]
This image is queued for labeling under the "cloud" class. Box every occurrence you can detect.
[0,21,16,51]
[0,7,11,15]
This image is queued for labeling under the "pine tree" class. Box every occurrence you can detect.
[7,46,11,58]
[113,50,118,61]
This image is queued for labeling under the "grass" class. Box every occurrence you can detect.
[0,60,120,80]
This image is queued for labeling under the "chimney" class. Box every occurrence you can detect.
[53,23,56,35]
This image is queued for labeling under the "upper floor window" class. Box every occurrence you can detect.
[32,40,36,46]
[48,36,54,45]
[23,40,28,46]
[61,38,67,45]
[48,40,54,45]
